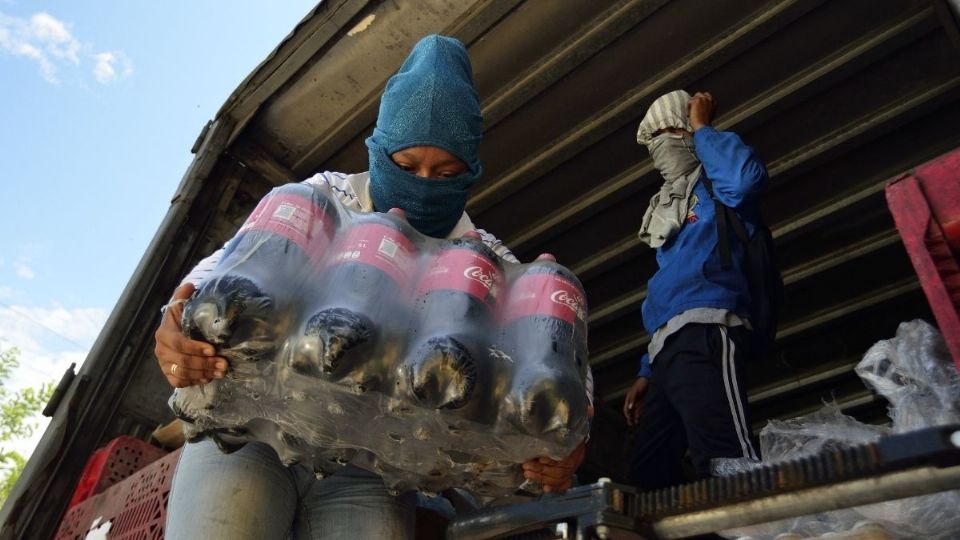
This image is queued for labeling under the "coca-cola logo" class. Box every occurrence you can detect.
[550,290,586,321]
[464,266,495,291]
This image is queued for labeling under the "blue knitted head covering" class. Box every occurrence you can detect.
[366,34,483,238]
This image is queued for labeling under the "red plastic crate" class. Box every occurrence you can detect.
[69,436,169,508]
[56,447,182,540]
[886,147,960,369]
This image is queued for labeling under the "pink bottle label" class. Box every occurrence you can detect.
[238,192,336,266]
[328,223,417,287]
[415,247,504,303]
[502,273,588,325]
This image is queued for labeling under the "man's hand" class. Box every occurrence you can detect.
[522,440,587,494]
[522,404,593,493]
[688,91,715,131]
[622,377,649,427]
[154,283,228,388]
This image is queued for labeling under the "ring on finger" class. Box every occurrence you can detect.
[171,363,179,375]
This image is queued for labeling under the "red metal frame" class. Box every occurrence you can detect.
[886,147,960,370]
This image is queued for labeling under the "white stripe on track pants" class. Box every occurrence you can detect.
[627,323,759,490]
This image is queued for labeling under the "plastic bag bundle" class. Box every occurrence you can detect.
[710,404,888,478]
[169,182,590,499]
[714,320,960,539]
[855,319,960,433]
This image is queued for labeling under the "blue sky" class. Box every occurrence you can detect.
[0,1,316,456]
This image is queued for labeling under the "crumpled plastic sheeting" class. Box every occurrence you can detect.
[713,320,960,539]
[855,319,960,433]
[168,182,590,500]
[710,404,887,477]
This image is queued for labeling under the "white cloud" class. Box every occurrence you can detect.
[15,261,35,280]
[0,11,131,84]
[0,17,56,82]
[1,304,107,349]
[0,303,108,458]
[30,12,79,64]
[92,51,132,84]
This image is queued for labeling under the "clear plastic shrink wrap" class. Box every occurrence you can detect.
[170,182,590,499]
[713,320,960,539]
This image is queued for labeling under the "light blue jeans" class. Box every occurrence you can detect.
[165,439,416,539]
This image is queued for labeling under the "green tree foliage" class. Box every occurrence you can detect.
[0,346,55,505]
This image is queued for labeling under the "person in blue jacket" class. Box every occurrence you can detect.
[622,90,767,489]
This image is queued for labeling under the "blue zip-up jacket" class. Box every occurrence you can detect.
[637,126,768,378]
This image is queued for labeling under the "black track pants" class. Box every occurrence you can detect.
[627,323,759,491]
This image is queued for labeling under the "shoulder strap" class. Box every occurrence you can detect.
[700,175,749,270]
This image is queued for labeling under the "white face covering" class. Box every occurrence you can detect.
[637,132,703,249]
[648,133,700,182]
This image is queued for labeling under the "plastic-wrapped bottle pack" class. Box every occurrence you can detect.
[169,182,590,499]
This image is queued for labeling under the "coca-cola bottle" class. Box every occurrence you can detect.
[289,208,419,392]
[498,254,589,441]
[401,231,505,420]
[182,183,340,371]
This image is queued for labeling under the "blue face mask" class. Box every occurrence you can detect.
[366,34,483,238]
[368,142,477,238]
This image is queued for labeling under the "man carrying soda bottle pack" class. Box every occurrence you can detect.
[153,34,593,540]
